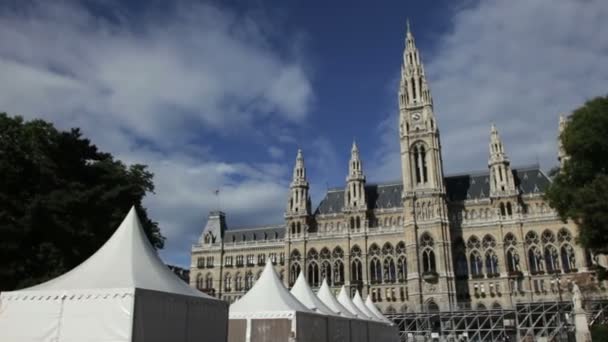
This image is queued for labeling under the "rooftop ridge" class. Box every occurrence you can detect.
[226,224,284,232]
[325,163,543,191]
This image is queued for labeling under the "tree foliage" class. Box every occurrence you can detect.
[0,113,164,290]
[545,95,608,251]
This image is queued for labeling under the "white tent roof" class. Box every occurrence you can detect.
[365,295,393,324]
[337,286,372,320]
[290,272,336,315]
[316,279,355,318]
[4,206,207,299]
[353,290,381,322]
[230,260,311,318]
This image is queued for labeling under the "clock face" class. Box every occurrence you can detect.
[412,112,421,121]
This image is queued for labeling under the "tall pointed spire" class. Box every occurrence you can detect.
[399,20,432,109]
[286,149,310,216]
[488,124,516,197]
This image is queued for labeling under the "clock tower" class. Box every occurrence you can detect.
[398,21,456,312]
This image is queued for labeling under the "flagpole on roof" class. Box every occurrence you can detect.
[214,188,221,212]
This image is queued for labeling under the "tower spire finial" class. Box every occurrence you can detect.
[406,18,411,35]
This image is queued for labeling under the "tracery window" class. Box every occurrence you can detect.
[307,261,320,287]
[412,143,429,184]
[235,273,242,291]
[351,258,363,282]
[542,230,560,273]
[526,231,544,274]
[383,257,396,283]
[504,233,520,274]
[558,228,576,273]
[420,233,436,273]
[482,235,499,277]
[370,257,382,283]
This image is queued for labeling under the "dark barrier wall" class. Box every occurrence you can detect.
[296,312,328,342]
[326,316,351,342]
[349,319,368,342]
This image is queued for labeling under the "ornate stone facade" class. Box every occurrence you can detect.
[190,24,599,313]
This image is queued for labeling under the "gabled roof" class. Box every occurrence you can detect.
[365,295,393,324]
[352,290,380,321]
[316,279,355,318]
[230,261,311,318]
[337,286,371,320]
[11,207,207,299]
[290,273,336,315]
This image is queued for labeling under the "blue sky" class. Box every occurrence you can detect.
[1,0,607,267]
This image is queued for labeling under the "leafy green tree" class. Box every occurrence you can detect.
[545,95,608,251]
[0,113,164,290]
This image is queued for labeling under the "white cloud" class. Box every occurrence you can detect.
[370,0,608,181]
[0,2,312,266]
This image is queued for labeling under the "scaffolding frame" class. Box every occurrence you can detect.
[386,299,608,341]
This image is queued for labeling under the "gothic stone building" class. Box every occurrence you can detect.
[190,25,595,314]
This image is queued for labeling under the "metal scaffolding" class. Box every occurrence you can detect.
[386,299,608,341]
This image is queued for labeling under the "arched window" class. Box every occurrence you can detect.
[492,302,502,310]
[196,273,204,290]
[235,273,242,291]
[470,251,483,277]
[541,230,559,273]
[319,260,331,285]
[485,250,499,277]
[307,261,320,287]
[397,255,407,281]
[351,245,362,258]
[291,222,295,235]
[412,143,428,184]
[369,243,380,256]
[420,233,436,273]
[356,216,361,229]
[500,203,506,216]
[528,246,543,274]
[289,263,301,286]
[506,248,520,274]
[383,257,396,283]
[558,229,576,272]
[351,259,363,282]
[506,202,513,216]
[370,258,382,283]
[350,217,355,230]
[334,260,345,285]
[244,272,253,290]
[224,273,232,291]
[544,245,560,273]
[296,222,301,234]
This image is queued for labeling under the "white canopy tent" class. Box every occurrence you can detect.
[337,286,371,319]
[0,207,228,342]
[229,261,327,342]
[365,295,393,325]
[352,290,381,322]
[316,279,355,318]
[290,274,351,342]
[290,273,335,315]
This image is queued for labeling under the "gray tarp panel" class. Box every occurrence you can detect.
[349,319,368,342]
[251,319,291,342]
[326,315,351,342]
[227,319,247,342]
[295,312,328,342]
[132,288,228,342]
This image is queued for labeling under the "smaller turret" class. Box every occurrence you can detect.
[345,141,367,209]
[488,124,517,197]
[286,149,311,216]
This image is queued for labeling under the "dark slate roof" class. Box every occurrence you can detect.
[445,164,550,201]
[315,182,404,215]
[224,225,285,243]
[314,165,550,214]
